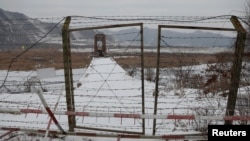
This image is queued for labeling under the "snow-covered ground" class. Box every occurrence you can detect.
[0,57,248,141]
[66,47,233,54]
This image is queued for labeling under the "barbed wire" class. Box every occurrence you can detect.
[69,15,237,22]
[0,15,249,137]
[0,17,65,89]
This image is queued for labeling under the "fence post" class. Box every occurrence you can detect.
[153,25,162,135]
[62,16,76,131]
[140,23,145,135]
[225,16,247,125]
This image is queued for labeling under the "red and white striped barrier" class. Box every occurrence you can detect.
[1,107,250,121]
[45,89,64,138]
[36,91,66,135]
[0,126,207,140]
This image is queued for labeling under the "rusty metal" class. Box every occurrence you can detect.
[0,126,207,140]
[68,23,143,32]
[153,25,162,135]
[139,23,146,135]
[225,16,247,125]
[62,16,76,132]
[75,126,143,135]
[158,25,236,31]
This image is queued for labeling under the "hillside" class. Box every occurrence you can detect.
[0,8,236,50]
[0,8,42,48]
[103,27,235,47]
[0,8,108,49]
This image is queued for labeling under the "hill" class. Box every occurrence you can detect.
[104,27,235,47]
[0,8,235,49]
[0,8,104,49]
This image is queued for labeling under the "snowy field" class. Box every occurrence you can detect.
[67,47,233,54]
[0,57,249,141]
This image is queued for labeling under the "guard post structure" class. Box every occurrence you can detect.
[93,34,107,57]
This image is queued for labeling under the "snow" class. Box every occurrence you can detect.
[67,47,233,54]
[73,57,155,133]
[0,57,155,140]
[0,57,247,140]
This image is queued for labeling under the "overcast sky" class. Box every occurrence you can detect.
[0,0,247,18]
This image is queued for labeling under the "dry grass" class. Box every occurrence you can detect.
[0,48,249,97]
[0,48,91,70]
[115,52,235,69]
[0,48,248,71]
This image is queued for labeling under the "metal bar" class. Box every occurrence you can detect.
[153,20,238,133]
[2,108,250,120]
[75,126,143,135]
[0,129,18,139]
[69,23,143,32]
[153,25,162,135]
[139,23,145,135]
[0,126,207,140]
[45,87,64,138]
[36,91,66,134]
[159,25,236,31]
[68,22,145,134]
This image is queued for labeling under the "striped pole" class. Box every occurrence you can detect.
[36,91,66,135]
[0,126,207,140]
[1,108,250,121]
[45,88,64,138]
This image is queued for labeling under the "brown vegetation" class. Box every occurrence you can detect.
[0,48,91,70]
[0,48,248,71]
[0,47,249,97]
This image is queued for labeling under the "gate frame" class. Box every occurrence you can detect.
[154,16,247,135]
[62,18,146,134]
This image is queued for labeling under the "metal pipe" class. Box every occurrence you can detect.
[36,90,66,135]
[69,23,143,32]
[45,87,64,138]
[153,25,162,135]
[75,126,143,135]
[0,126,207,140]
[140,23,145,135]
[1,108,250,120]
